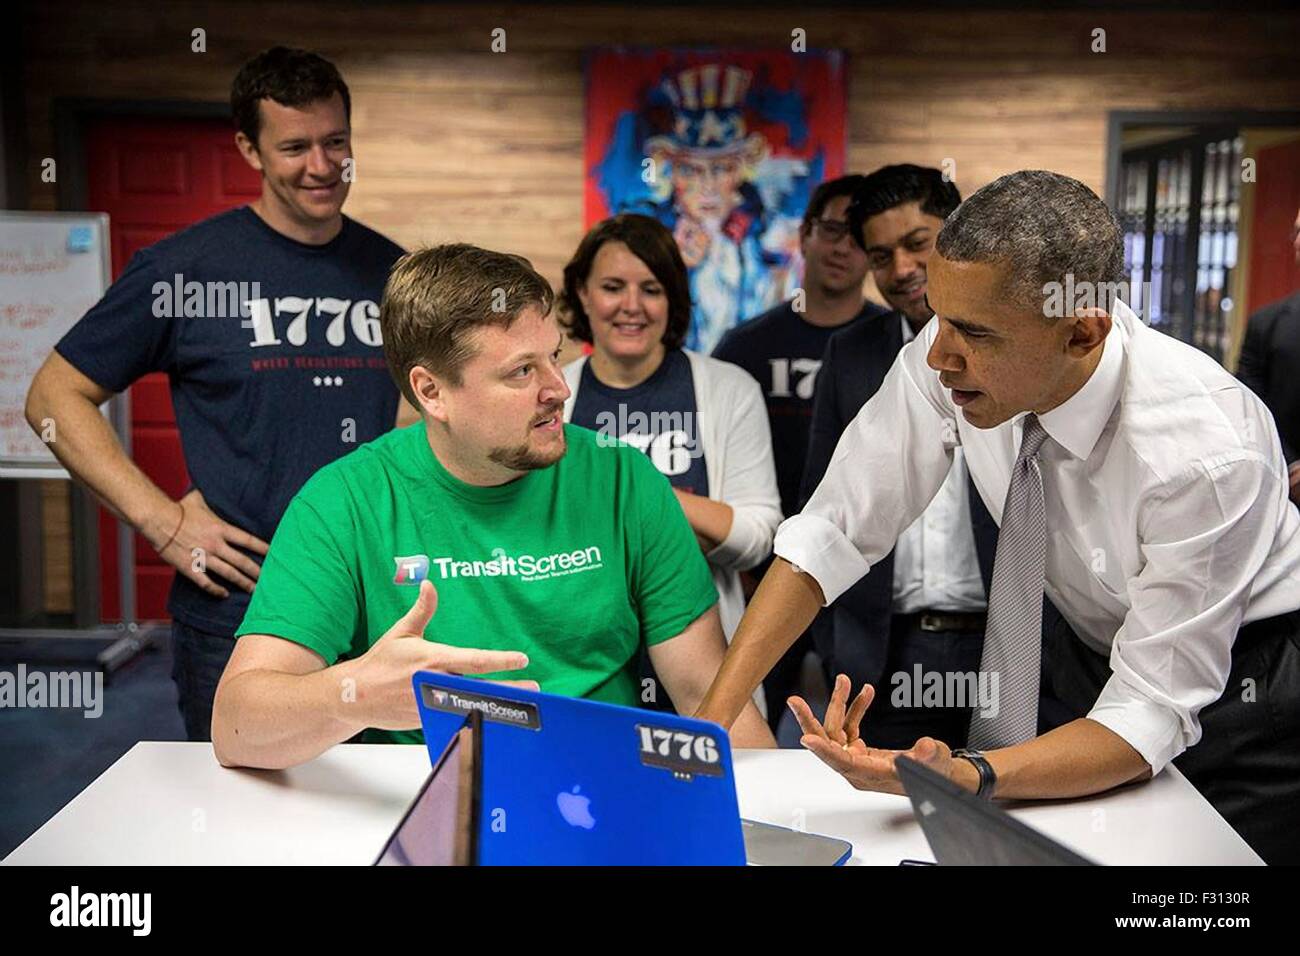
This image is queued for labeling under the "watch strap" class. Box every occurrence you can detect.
[951,748,997,799]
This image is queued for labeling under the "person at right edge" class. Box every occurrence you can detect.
[695,169,1300,865]
[1236,203,1300,507]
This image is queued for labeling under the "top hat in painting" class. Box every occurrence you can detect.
[644,64,767,159]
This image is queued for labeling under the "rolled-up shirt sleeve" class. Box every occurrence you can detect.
[1088,450,1287,774]
[774,320,958,605]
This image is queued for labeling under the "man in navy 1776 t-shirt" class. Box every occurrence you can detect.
[25,47,414,740]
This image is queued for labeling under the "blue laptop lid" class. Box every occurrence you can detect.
[413,671,747,865]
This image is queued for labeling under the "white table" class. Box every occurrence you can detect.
[3,742,1263,865]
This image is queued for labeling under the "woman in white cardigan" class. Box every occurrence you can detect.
[557,215,782,706]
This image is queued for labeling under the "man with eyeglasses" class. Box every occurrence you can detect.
[713,175,889,731]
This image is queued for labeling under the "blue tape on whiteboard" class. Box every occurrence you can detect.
[67,226,94,253]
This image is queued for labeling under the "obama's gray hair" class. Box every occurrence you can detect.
[935,170,1126,317]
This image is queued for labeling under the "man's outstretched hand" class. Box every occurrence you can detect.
[346,579,538,731]
[787,674,956,796]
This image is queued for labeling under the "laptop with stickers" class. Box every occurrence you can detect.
[412,671,852,865]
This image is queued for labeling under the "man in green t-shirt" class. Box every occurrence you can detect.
[212,243,775,768]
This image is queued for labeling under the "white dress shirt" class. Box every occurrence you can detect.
[776,300,1300,774]
[891,315,987,614]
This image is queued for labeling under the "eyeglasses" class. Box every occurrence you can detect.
[811,218,853,243]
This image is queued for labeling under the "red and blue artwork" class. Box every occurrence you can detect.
[585,48,848,353]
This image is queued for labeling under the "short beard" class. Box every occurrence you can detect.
[488,430,567,472]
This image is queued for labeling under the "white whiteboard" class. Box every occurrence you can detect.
[0,211,112,478]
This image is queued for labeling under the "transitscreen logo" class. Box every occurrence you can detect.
[393,548,604,584]
[392,554,430,584]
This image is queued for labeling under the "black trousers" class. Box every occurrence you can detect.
[1044,610,1300,866]
[855,615,987,751]
[171,619,238,742]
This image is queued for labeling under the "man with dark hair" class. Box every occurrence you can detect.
[229,45,352,148]
[1237,203,1300,506]
[211,244,774,769]
[844,163,962,329]
[712,175,889,730]
[26,46,414,741]
[797,164,1011,750]
[698,169,1300,864]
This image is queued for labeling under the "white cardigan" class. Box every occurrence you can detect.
[563,349,783,645]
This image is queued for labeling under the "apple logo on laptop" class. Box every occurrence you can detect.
[556,786,596,829]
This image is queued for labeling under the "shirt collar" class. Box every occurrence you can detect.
[900,312,930,345]
[1031,299,1131,461]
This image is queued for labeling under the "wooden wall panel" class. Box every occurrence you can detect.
[19,2,1300,286]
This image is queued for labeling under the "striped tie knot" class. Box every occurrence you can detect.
[1018,413,1050,462]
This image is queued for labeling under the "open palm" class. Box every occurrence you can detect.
[788,675,955,795]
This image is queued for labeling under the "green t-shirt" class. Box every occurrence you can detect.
[235,423,718,743]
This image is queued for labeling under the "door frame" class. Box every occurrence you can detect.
[1105,109,1300,368]
[1104,109,1300,208]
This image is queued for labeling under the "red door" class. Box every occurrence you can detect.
[85,116,262,621]
[1246,137,1300,316]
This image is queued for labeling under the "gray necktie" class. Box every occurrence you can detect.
[967,413,1050,750]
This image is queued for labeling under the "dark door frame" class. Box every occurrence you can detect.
[1105,109,1300,361]
[1105,109,1300,209]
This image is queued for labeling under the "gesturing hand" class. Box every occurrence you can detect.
[674,216,710,268]
[347,579,538,731]
[788,674,955,796]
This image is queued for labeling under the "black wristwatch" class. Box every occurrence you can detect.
[950,748,997,799]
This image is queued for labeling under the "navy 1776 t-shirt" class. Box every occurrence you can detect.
[56,206,405,634]
[713,299,887,517]
[569,349,709,497]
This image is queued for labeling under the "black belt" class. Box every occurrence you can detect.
[893,610,987,633]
